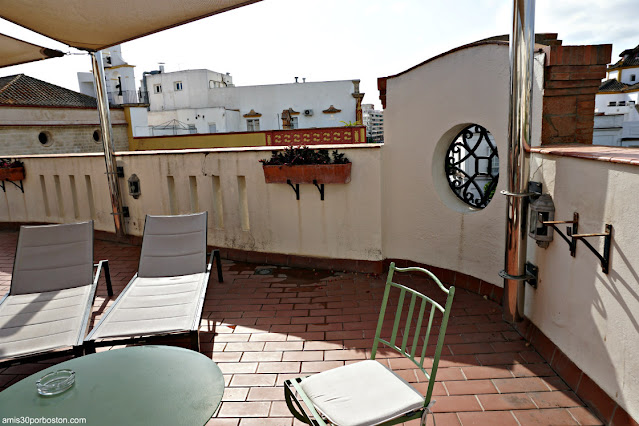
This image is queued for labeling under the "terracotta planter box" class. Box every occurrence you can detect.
[263,163,351,184]
[0,167,25,181]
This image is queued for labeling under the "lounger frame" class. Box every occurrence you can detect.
[0,259,112,368]
[84,213,222,352]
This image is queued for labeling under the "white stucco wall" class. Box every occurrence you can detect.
[147,107,230,134]
[594,92,639,146]
[526,154,639,421]
[381,43,543,286]
[0,145,382,261]
[618,67,639,85]
[207,80,358,131]
[146,70,230,111]
[146,71,358,132]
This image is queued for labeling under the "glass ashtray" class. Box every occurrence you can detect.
[36,369,75,396]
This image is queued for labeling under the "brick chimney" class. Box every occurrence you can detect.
[541,44,612,145]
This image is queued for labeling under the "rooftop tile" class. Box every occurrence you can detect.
[0,231,602,425]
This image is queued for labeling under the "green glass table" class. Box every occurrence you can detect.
[0,345,224,426]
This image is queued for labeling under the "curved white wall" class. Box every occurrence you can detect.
[526,154,639,421]
[381,43,543,285]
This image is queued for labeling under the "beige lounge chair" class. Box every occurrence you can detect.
[85,212,222,352]
[0,221,112,366]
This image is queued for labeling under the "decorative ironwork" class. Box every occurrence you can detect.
[445,124,499,208]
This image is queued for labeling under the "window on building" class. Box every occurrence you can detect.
[209,80,222,89]
[619,101,626,106]
[247,119,260,132]
[188,125,197,134]
[154,84,162,94]
[208,123,217,133]
[491,156,500,176]
[608,101,616,107]
[631,74,636,82]
[174,81,183,91]
[291,117,299,129]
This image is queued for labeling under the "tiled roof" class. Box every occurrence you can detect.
[0,74,99,108]
[598,79,639,93]
[599,79,628,92]
[608,45,639,70]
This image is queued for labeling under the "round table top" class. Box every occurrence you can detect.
[0,345,225,426]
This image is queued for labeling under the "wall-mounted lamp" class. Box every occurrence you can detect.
[529,193,555,248]
[128,174,141,199]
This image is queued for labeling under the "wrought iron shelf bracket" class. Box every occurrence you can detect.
[542,212,612,274]
[312,180,325,201]
[286,180,300,200]
[285,180,326,201]
[571,225,613,274]
[543,212,580,257]
[0,179,24,193]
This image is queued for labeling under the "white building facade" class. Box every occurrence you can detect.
[362,103,383,142]
[143,69,361,134]
[593,44,639,146]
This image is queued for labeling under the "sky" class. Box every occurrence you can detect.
[1,0,637,110]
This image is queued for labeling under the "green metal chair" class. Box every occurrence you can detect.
[284,262,455,426]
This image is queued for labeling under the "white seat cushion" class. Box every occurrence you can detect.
[88,272,207,340]
[300,360,425,426]
[0,285,92,359]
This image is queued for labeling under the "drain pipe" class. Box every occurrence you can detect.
[502,0,535,323]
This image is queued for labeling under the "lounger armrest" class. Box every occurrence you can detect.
[94,260,113,297]
[206,250,224,283]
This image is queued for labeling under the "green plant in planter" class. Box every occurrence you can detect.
[0,159,23,169]
[260,146,350,166]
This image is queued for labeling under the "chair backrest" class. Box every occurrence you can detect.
[11,221,94,295]
[138,212,208,278]
[371,262,455,406]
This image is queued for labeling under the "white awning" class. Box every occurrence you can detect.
[0,0,261,52]
[0,33,64,68]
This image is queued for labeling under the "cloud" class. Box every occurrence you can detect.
[536,0,638,55]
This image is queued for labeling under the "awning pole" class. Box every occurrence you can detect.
[91,52,126,238]
[504,0,535,322]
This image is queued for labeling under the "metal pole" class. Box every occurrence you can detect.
[503,0,535,323]
[91,52,126,238]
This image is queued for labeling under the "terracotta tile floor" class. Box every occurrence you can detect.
[0,232,603,426]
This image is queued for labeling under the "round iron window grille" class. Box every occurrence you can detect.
[444,124,499,209]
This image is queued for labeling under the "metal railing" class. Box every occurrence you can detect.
[107,90,148,106]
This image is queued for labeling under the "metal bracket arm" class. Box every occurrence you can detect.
[500,190,538,198]
[571,224,613,274]
[286,180,300,200]
[0,180,23,193]
[499,262,538,288]
[312,180,324,201]
[542,212,579,257]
